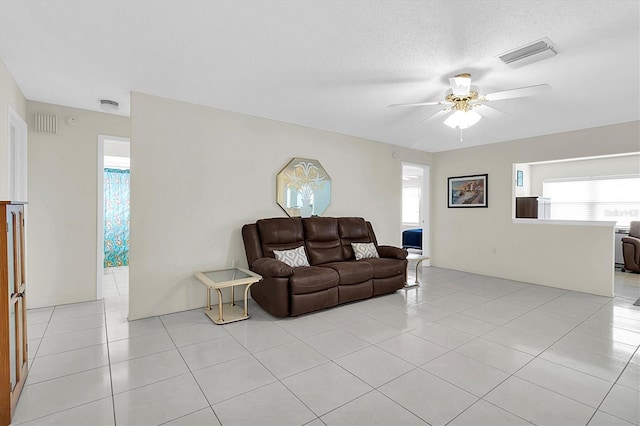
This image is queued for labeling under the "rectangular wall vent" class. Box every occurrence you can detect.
[35,113,57,134]
[498,38,557,68]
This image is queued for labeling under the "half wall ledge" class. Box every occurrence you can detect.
[512,219,617,227]
[511,218,616,298]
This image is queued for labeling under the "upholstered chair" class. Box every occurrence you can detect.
[621,221,640,273]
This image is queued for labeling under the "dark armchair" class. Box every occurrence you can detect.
[621,221,640,273]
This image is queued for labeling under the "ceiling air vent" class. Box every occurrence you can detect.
[34,113,57,134]
[498,38,557,68]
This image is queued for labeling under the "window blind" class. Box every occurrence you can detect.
[542,176,640,228]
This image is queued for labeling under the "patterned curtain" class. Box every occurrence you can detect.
[104,168,130,267]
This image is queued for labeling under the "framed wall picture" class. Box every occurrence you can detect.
[448,174,488,208]
[516,170,524,187]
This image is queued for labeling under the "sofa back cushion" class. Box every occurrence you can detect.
[303,217,345,265]
[242,223,263,268]
[338,217,374,259]
[257,217,306,258]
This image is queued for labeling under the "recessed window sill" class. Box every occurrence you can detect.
[512,219,617,227]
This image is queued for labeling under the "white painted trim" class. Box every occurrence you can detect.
[422,165,431,266]
[526,152,639,166]
[8,105,28,201]
[97,136,105,300]
[512,219,617,227]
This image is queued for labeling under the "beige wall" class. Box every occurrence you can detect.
[432,121,639,296]
[129,92,432,319]
[529,153,640,196]
[0,60,27,199]
[27,101,130,308]
[17,83,638,311]
[104,139,130,158]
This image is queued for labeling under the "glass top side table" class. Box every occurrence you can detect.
[194,267,262,324]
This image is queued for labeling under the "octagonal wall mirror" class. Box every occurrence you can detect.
[276,157,331,217]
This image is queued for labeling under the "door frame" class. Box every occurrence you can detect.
[401,162,431,265]
[8,106,28,201]
[96,134,130,300]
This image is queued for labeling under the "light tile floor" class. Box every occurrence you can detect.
[14,266,640,426]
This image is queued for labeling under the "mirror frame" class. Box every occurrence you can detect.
[276,157,331,217]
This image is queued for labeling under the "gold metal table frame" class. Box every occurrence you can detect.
[194,268,263,325]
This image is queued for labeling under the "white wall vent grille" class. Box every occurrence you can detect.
[35,113,58,134]
[498,38,557,67]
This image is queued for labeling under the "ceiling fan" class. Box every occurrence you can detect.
[388,73,551,130]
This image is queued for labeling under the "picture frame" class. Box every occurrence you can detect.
[448,174,488,208]
[516,170,524,187]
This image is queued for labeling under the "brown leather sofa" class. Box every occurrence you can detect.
[622,221,640,273]
[242,216,408,317]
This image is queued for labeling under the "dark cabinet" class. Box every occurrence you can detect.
[516,197,550,219]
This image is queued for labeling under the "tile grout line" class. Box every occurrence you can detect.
[157,314,225,426]
[440,286,624,425]
[19,268,639,426]
[475,295,638,424]
[226,282,634,426]
[27,305,55,361]
[102,297,118,426]
[306,280,589,424]
[169,317,327,423]
[340,280,631,422]
[227,322,325,424]
[585,345,639,425]
[15,301,110,425]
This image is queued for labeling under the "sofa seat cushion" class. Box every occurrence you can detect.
[320,261,373,285]
[289,266,339,295]
[361,258,405,279]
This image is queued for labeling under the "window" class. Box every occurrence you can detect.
[402,164,424,225]
[542,176,640,228]
[402,186,421,224]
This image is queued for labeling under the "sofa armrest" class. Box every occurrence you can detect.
[251,257,295,277]
[622,236,640,264]
[377,245,408,260]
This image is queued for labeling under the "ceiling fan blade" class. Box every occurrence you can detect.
[474,104,508,119]
[420,108,452,123]
[483,84,551,101]
[388,100,448,108]
[449,73,472,96]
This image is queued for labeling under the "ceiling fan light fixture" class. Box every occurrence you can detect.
[444,110,481,129]
[389,72,550,133]
[449,73,472,96]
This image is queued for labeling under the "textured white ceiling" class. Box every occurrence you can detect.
[1,0,638,152]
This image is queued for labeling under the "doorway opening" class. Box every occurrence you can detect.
[97,135,130,304]
[401,163,430,263]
